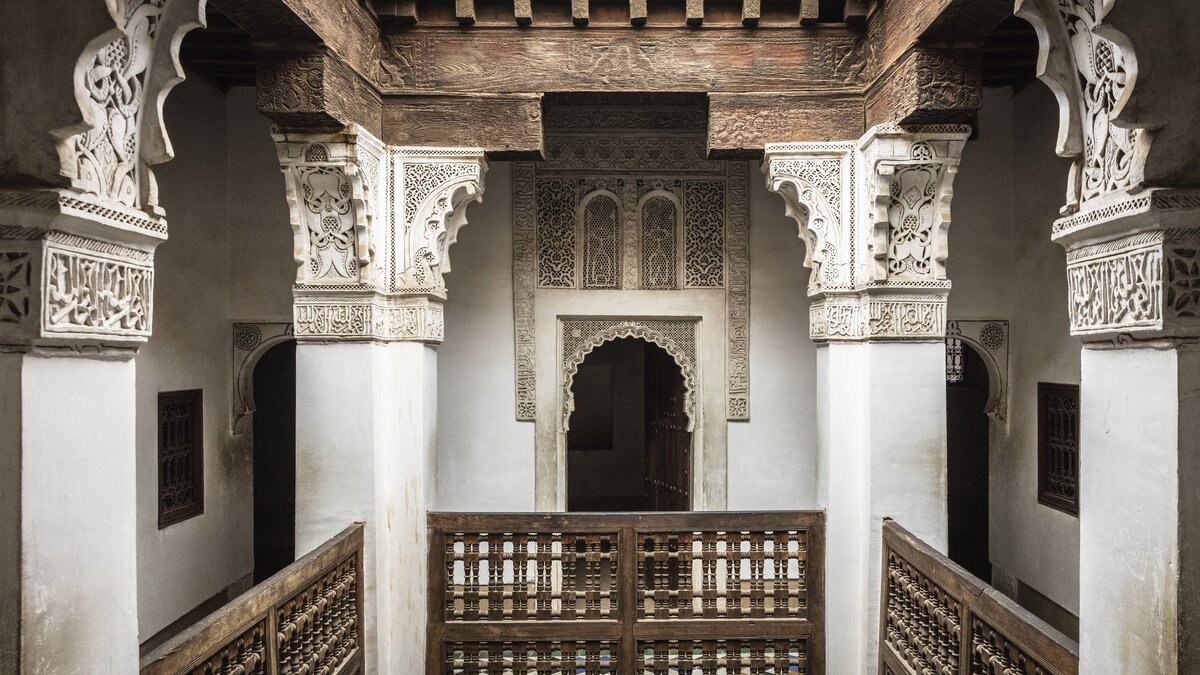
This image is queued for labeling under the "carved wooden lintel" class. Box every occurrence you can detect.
[707,93,865,158]
[865,45,982,128]
[376,29,868,94]
[256,49,383,136]
[382,94,544,159]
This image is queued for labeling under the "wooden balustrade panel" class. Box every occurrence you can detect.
[141,523,365,675]
[429,511,825,675]
[879,520,1078,675]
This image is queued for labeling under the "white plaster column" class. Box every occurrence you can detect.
[767,125,968,672]
[0,1,202,671]
[1055,214,1200,673]
[1014,0,1200,668]
[275,131,484,674]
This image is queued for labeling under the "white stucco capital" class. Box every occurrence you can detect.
[276,138,484,344]
[0,0,205,357]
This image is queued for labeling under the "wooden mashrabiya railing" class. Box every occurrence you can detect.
[141,523,364,675]
[879,520,1078,675]
[428,511,826,675]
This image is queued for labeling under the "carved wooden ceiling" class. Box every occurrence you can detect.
[184,1,1039,156]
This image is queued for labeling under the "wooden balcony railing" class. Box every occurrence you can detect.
[879,520,1078,675]
[141,523,364,675]
[428,511,826,675]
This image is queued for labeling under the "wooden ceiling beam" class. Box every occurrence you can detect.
[708,92,865,158]
[383,93,544,159]
[741,0,760,26]
[456,0,477,25]
[800,0,820,25]
[842,0,867,22]
[631,0,649,25]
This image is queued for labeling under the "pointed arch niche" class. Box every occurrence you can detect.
[557,318,703,511]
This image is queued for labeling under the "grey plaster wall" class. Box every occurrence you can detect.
[950,85,1081,617]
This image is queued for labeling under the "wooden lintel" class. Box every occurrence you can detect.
[741,0,760,26]
[842,0,867,22]
[707,92,865,157]
[572,0,589,26]
[382,94,544,159]
[865,45,981,128]
[514,0,533,25]
[455,0,476,24]
[630,0,648,25]
[378,28,868,94]
[215,0,382,77]
[800,0,819,25]
[256,48,383,136]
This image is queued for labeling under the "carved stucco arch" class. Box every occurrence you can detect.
[769,171,845,292]
[561,321,698,434]
[231,322,295,434]
[398,151,487,292]
[947,319,1010,425]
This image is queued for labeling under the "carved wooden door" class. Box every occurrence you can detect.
[643,342,691,510]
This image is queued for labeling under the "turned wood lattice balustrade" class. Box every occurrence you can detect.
[879,520,1078,675]
[428,511,826,674]
[141,523,364,675]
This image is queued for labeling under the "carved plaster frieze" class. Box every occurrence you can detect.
[946,319,1010,423]
[231,322,295,433]
[293,291,444,343]
[55,0,206,214]
[809,292,948,343]
[1063,229,1200,340]
[561,319,699,433]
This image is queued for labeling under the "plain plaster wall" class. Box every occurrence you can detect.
[950,85,1081,617]
[136,75,254,640]
[436,161,819,512]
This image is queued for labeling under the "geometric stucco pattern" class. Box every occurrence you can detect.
[513,133,749,422]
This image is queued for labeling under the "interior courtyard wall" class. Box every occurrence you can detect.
[436,161,821,512]
[949,86,1081,619]
[135,77,254,640]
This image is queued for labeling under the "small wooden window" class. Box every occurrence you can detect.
[158,389,204,528]
[1038,383,1080,516]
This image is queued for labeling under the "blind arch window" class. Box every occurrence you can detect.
[581,193,620,289]
[640,195,679,289]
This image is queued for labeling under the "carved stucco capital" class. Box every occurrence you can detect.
[276,136,485,343]
[1016,0,1153,220]
[0,0,204,356]
[766,126,967,342]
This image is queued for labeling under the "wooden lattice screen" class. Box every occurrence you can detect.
[879,520,1078,675]
[428,511,826,674]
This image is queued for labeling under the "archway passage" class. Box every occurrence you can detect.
[252,340,296,583]
[946,340,991,581]
[567,338,691,512]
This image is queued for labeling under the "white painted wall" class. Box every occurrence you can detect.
[436,161,820,512]
[950,85,1081,616]
[136,75,255,640]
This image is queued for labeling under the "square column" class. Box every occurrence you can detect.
[275,130,485,674]
[1053,201,1200,672]
[767,124,968,672]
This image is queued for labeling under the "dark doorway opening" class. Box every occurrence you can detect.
[946,340,991,581]
[567,338,691,512]
[252,340,296,583]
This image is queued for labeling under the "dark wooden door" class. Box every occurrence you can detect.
[643,342,691,510]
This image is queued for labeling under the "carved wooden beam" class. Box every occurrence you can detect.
[382,94,544,158]
[213,0,382,82]
[377,28,868,94]
[865,44,981,127]
[869,0,1010,70]
[800,0,819,25]
[707,93,865,158]
[257,49,383,135]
